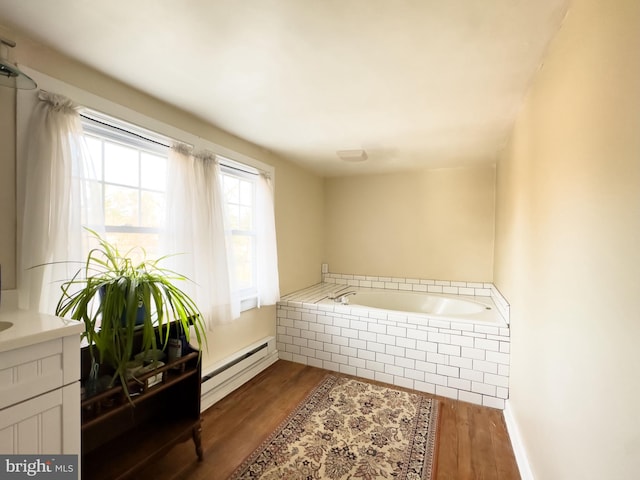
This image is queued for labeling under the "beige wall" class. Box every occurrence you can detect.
[494,0,640,478]
[325,166,495,281]
[0,24,324,365]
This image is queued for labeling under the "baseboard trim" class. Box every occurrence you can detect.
[200,350,279,412]
[503,400,535,480]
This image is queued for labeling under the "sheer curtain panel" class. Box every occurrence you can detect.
[18,90,103,313]
[164,146,239,328]
[256,173,280,306]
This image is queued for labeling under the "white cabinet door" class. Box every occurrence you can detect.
[0,382,79,454]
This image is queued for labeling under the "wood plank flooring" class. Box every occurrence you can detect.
[135,360,520,479]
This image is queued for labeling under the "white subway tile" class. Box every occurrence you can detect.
[367,341,386,354]
[368,323,387,334]
[292,354,308,365]
[498,364,510,377]
[406,349,426,361]
[366,360,385,373]
[461,347,486,360]
[317,333,332,343]
[324,343,340,354]
[301,330,316,340]
[376,333,396,345]
[340,346,358,358]
[396,357,416,369]
[339,364,357,376]
[428,318,450,329]
[350,319,368,331]
[427,285,444,294]
[349,356,366,369]
[442,286,459,295]
[473,359,498,374]
[323,361,340,372]
[486,351,510,365]
[458,287,475,296]
[435,385,459,399]
[475,338,500,352]
[437,364,460,378]
[333,336,349,347]
[415,360,437,374]
[407,329,428,341]
[458,390,483,406]
[405,368,425,382]
[496,387,509,399]
[375,372,395,384]
[397,337,417,349]
[357,349,376,361]
[471,382,496,396]
[300,347,316,358]
[316,350,332,361]
[449,356,473,369]
[460,368,484,382]
[425,373,448,386]
[358,331,376,342]
[341,328,359,339]
[484,373,509,388]
[388,325,408,337]
[428,331,451,344]
[286,344,301,354]
[279,351,293,361]
[385,364,405,377]
[450,334,474,347]
[438,343,461,357]
[307,357,324,369]
[386,345,406,357]
[357,368,375,380]
[482,396,505,409]
[414,381,436,394]
[376,352,395,365]
[427,352,448,365]
[394,376,415,390]
[448,377,471,391]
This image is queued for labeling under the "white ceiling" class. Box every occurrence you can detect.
[0,0,568,176]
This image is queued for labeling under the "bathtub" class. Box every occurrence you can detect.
[319,288,504,325]
[277,281,511,409]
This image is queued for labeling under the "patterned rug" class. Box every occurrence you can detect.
[230,375,440,480]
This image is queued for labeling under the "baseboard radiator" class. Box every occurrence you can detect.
[200,336,278,412]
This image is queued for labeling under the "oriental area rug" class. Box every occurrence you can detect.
[230,375,440,480]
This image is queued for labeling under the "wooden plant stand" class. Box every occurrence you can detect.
[80,339,202,480]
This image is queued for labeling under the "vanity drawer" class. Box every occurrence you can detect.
[0,338,66,409]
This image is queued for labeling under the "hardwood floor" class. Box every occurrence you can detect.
[135,360,520,479]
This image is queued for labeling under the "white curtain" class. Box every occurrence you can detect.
[255,173,280,306]
[164,146,239,328]
[18,90,103,313]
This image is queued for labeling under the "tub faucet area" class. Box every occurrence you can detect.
[329,291,357,303]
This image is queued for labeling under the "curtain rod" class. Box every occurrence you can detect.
[79,112,172,148]
[80,113,265,177]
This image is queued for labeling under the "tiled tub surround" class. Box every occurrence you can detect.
[277,277,511,409]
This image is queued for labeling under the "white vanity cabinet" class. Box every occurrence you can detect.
[0,306,84,455]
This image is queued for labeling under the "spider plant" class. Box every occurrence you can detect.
[55,229,206,398]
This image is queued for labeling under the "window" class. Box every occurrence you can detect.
[81,114,169,263]
[80,113,269,312]
[220,161,259,303]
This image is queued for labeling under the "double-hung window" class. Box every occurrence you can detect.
[81,114,169,263]
[80,113,267,312]
[220,160,259,307]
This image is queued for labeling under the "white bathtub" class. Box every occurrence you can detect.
[321,288,504,325]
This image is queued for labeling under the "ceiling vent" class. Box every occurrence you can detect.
[337,149,368,163]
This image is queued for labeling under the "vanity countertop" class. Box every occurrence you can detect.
[0,292,84,353]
